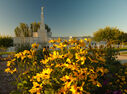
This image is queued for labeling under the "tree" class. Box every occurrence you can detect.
[14,23,31,37]
[30,22,40,32]
[14,22,51,37]
[14,27,21,37]
[45,24,51,32]
[93,27,123,43]
[19,23,31,37]
[30,23,51,32]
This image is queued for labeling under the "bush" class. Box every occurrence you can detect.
[15,43,31,53]
[5,39,127,94]
[0,35,13,48]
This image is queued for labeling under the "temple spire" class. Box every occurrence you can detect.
[38,7,48,44]
[41,7,45,29]
[41,7,44,14]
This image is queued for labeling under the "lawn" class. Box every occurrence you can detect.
[116,48,127,51]
[0,52,15,56]
[120,51,127,55]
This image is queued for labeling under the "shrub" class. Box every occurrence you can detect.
[15,43,31,53]
[0,35,13,48]
[5,38,127,94]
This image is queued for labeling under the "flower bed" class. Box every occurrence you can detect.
[5,38,127,94]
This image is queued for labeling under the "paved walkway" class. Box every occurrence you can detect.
[117,54,127,64]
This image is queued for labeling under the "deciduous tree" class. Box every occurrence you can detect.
[93,27,125,43]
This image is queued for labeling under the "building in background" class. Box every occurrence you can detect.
[13,7,52,48]
[13,7,95,50]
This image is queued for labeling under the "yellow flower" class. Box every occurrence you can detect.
[60,75,76,88]
[40,59,49,64]
[79,39,84,43]
[66,58,71,63]
[109,82,112,85]
[43,48,46,52]
[53,51,59,56]
[104,68,109,73]
[96,81,102,87]
[11,68,16,74]
[55,63,62,67]
[5,68,16,74]
[33,62,37,65]
[96,67,107,76]
[79,39,85,47]
[88,57,98,63]
[33,68,52,82]
[124,81,126,84]
[124,89,127,93]
[7,61,13,67]
[58,87,67,94]
[97,57,105,62]
[21,55,26,60]
[117,79,120,82]
[15,52,22,58]
[42,68,52,75]
[5,68,11,73]
[75,53,81,62]
[30,49,36,55]
[11,58,16,62]
[80,57,86,65]
[23,50,30,55]
[84,38,88,41]
[49,39,55,43]
[70,85,78,94]
[28,55,33,59]
[32,43,39,49]
[63,63,69,67]
[57,43,67,49]
[74,68,88,80]
[70,84,84,94]
[52,51,59,59]
[121,76,125,81]
[29,82,42,94]
[29,87,36,94]
[89,74,97,80]
[125,72,127,74]
[56,38,62,43]
[34,73,42,82]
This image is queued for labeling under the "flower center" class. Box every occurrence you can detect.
[67,79,71,82]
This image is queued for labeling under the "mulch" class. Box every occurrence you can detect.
[0,61,16,94]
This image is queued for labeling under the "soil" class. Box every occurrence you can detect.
[0,61,16,94]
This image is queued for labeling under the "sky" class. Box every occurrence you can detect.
[0,0,127,37]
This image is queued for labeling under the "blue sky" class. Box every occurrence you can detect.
[0,0,127,37]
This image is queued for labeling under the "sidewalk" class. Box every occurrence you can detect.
[117,54,127,64]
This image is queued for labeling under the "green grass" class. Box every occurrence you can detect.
[120,52,127,55]
[115,48,127,51]
[0,52,15,55]
[118,48,127,51]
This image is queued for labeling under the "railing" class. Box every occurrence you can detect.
[13,37,40,44]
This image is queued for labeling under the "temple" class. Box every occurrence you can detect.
[13,7,92,50]
[13,7,52,48]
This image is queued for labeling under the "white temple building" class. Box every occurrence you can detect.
[13,7,52,48]
[13,7,94,49]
